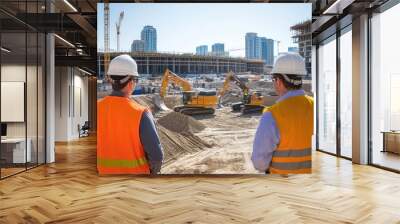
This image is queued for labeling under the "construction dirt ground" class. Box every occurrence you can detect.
[132,94,262,174]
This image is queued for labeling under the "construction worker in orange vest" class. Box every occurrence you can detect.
[252,53,313,174]
[97,54,163,175]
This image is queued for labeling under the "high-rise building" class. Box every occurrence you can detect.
[261,37,274,65]
[246,33,272,64]
[245,33,260,59]
[260,37,274,65]
[131,40,145,52]
[266,38,274,65]
[260,37,267,62]
[212,43,225,56]
[196,45,208,55]
[141,25,157,52]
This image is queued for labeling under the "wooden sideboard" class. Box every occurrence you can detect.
[382,131,400,154]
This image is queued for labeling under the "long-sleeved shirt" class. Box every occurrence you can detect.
[251,89,306,172]
[110,91,164,174]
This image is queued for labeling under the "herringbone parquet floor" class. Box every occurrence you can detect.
[1,136,400,223]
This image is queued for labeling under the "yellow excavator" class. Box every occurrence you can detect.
[159,69,218,115]
[219,72,265,114]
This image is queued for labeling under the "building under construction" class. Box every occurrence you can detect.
[290,20,312,79]
[97,52,265,79]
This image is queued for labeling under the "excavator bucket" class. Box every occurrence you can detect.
[153,94,170,111]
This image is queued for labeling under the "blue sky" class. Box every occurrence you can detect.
[97,3,311,58]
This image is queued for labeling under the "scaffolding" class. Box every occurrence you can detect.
[290,20,312,78]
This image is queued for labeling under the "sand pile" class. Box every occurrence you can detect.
[219,84,242,106]
[249,80,273,90]
[132,94,183,113]
[132,95,159,113]
[158,125,212,165]
[157,112,205,134]
[132,95,214,167]
[163,95,182,109]
[156,112,212,165]
[219,91,242,106]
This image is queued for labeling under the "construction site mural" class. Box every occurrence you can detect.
[97,3,312,174]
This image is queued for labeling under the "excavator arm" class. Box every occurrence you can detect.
[158,69,217,115]
[160,69,192,97]
[219,72,250,98]
[218,72,233,97]
[219,72,264,113]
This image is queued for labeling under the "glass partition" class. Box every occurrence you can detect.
[339,28,352,158]
[1,31,28,177]
[317,36,337,155]
[370,3,400,171]
[0,1,46,179]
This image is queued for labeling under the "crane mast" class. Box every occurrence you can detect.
[104,1,110,80]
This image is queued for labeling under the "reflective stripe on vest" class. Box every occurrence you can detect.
[271,161,311,170]
[271,147,311,168]
[272,148,311,157]
[97,157,148,168]
[266,95,314,174]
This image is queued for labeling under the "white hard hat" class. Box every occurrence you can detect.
[108,54,139,81]
[271,53,307,76]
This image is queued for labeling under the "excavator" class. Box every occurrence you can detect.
[158,69,218,115]
[219,72,265,114]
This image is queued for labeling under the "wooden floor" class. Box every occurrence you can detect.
[1,167,26,178]
[1,136,400,223]
[372,151,400,171]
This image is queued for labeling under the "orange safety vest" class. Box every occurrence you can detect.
[265,95,314,174]
[97,96,150,174]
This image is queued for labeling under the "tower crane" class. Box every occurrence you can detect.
[104,1,110,80]
[276,40,281,55]
[116,11,124,52]
[272,39,281,55]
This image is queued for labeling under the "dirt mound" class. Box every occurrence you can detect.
[157,112,205,134]
[158,126,212,165]
[163,95,182,109]
[132,95,159,113]
[133,94,179,112]
[249,80,273,89]
[219,91,242,106]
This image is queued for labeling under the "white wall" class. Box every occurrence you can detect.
[72,73,89,138]
[55,67,89,141]
[55,66,70,141]
[1,63,46,164]
[1,65,27,138]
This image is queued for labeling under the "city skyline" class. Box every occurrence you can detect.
[97,3,311,57]
[130,26,280,60]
